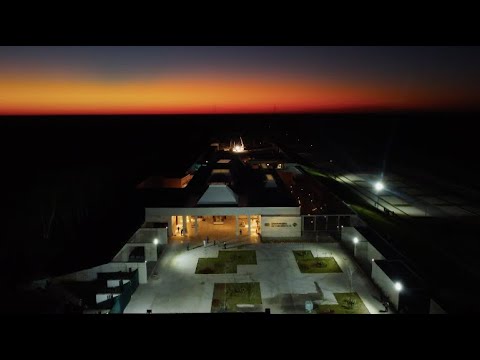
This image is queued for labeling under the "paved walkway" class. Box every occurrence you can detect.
[124,242,390,314]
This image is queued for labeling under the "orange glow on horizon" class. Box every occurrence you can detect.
[0,70,472,115]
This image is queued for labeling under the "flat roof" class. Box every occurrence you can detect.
[244,148,288,162]
[139,150,298,209]
[137,175,193,189]
[142,222,168,228]
[280,168,355,215]
[128,230,159,244]
[375,259,424,289]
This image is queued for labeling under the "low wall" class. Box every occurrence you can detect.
[113,243,158,262]
[53,261,148,284]
[96,293,120,304]
[130,228,168,245]
[110,271,140,314]
[340,227,363,253]
[341,226,387,275]
[371,261,400,310]
[113,228,167,262]
[368,244,386,262]
[107,279,131,288]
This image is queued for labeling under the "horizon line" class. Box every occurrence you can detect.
[1,108,479,117]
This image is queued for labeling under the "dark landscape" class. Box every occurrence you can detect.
[1,112,480,313]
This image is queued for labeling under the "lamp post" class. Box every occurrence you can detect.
[374,181,384,208]
[353,237,359,257]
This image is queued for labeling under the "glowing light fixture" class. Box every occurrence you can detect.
[353,237,359,244]
[374,181,384,192]
[231,137,245,153]
[153,238,159,245]
[394,282,403,291]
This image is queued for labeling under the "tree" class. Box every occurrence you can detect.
[345,262,355,293]
[41,195,57,241]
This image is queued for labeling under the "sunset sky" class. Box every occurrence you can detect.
[0,46,479,115]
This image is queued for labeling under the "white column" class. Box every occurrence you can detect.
[248,215,252,236]
[182,215,188,235]
[194,216,198,236]
[235,216,239,236]
[167,217,173,236]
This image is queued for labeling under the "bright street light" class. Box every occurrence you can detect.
[374,181,384,192]
[153,238,159,245]
[352,237,359,256]
[374,181,384,208]
[394,282,403,291]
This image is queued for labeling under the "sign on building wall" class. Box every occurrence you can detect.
[262,216,301,238]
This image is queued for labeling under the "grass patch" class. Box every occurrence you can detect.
[196,258,234,274]
[196,250,257,274]
[218,250,257,264]
[293,250,342,273]
[316,292,369,314]
[302,166,330,178]
[352,205,407,236]
[293,250,315,260]
[211,282,262,312]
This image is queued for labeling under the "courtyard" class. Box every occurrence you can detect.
[124,241,389,314]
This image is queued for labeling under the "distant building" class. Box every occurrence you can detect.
[138,140,357,240]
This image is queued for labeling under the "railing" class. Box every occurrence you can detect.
[109,270,139,314]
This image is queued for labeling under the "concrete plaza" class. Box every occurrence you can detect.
[124,241,388,314]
